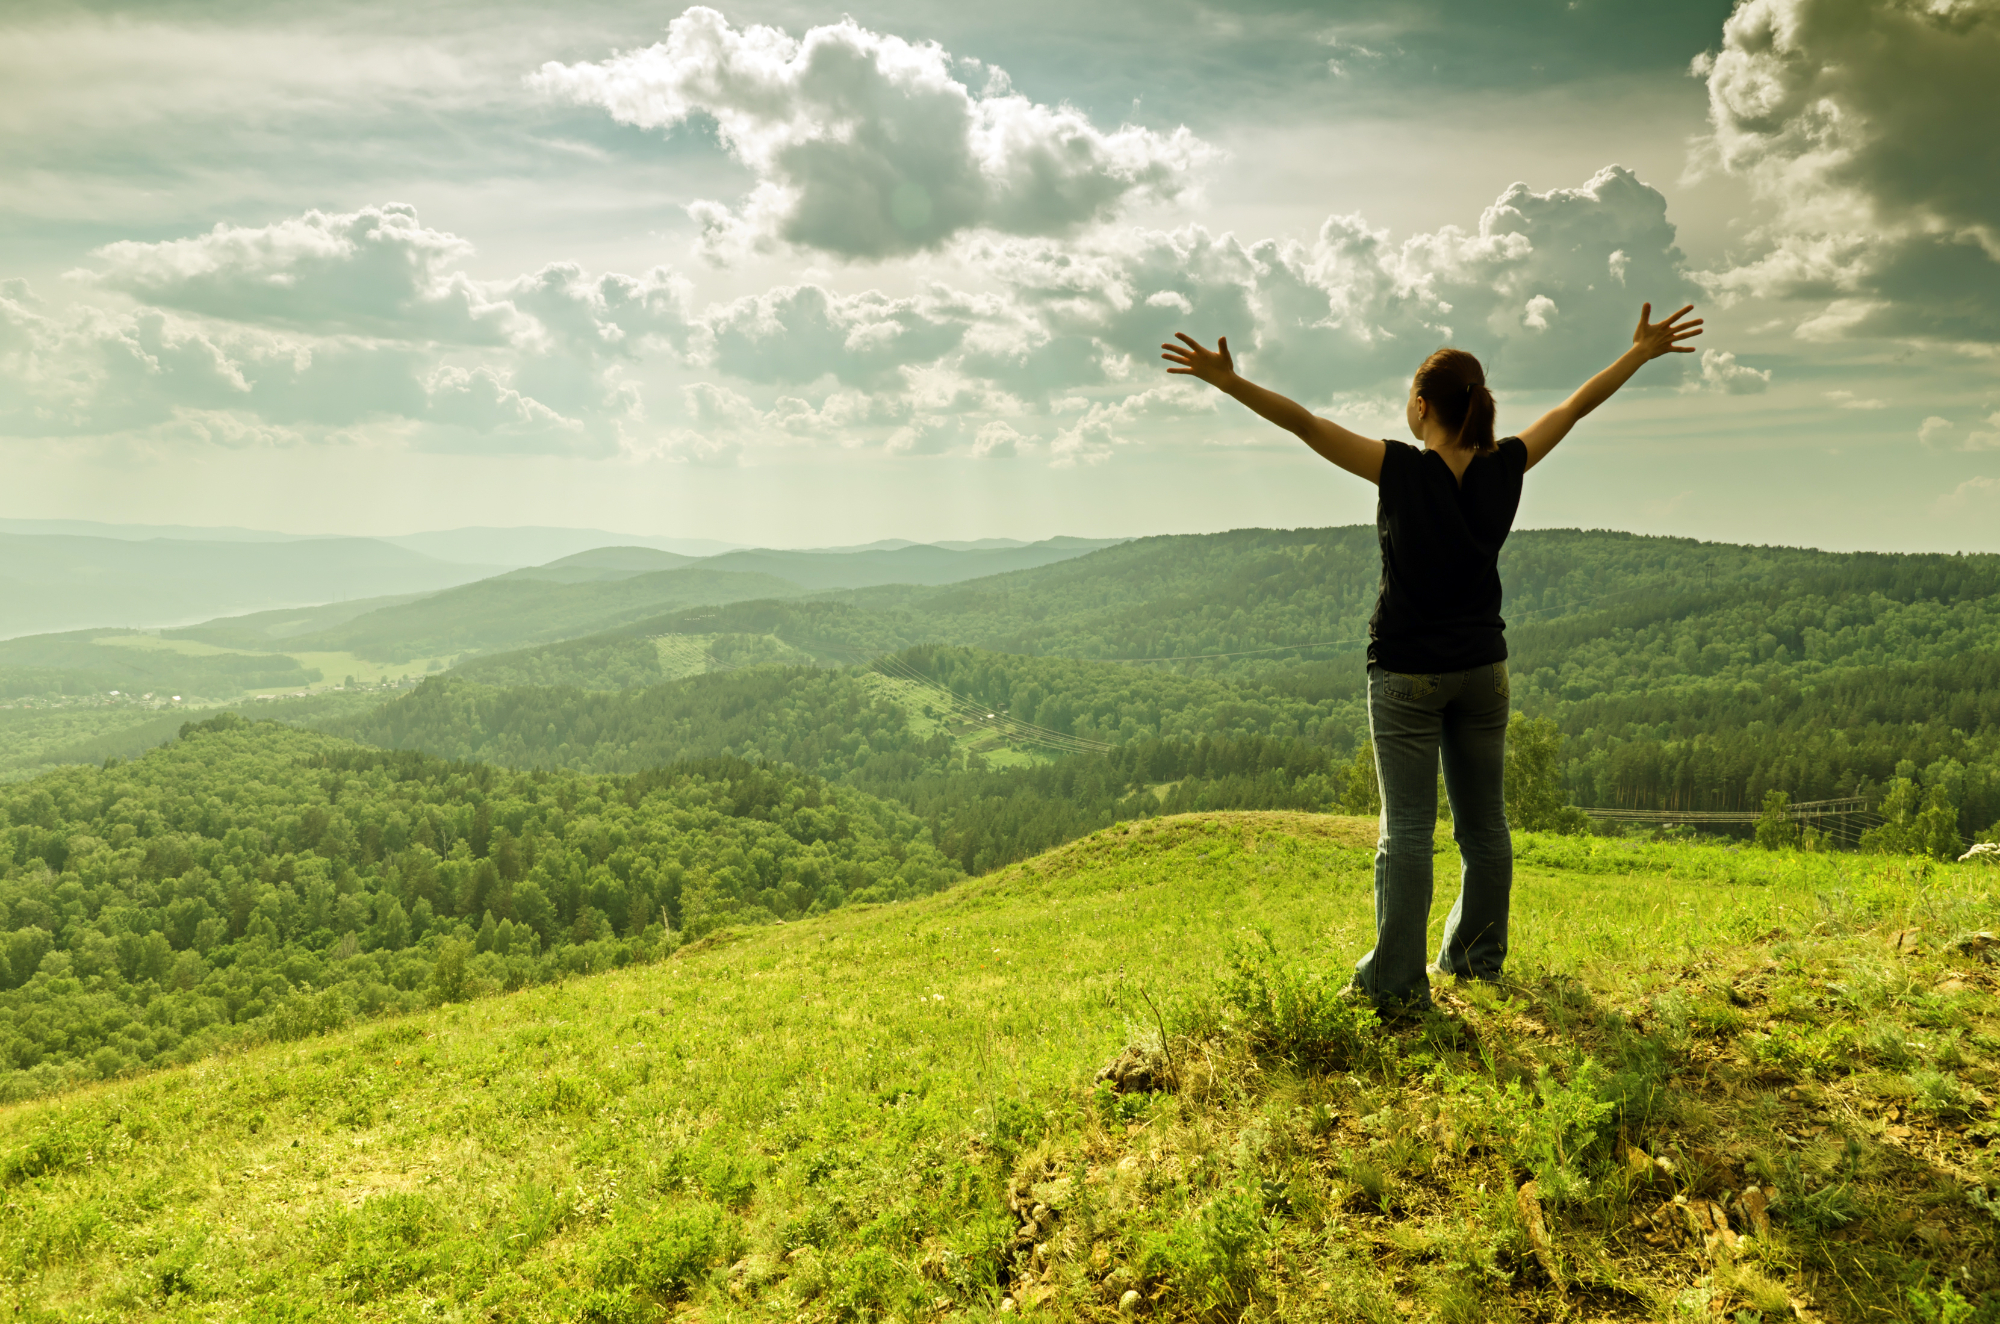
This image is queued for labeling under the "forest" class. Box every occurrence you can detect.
[0,713,956,1098]
[0,524,1996,1099]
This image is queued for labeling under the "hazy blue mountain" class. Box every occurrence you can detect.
[378,527,741,567]
[281,566,808,663]
[695,538,1126,590]
[166,594,437,650]
[502,547,698,584]
[0,534,502,640]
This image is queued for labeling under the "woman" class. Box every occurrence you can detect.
[1162,304,1702,1013]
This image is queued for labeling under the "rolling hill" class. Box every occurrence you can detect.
[257,567,811,664]
[0,811,1987,1320]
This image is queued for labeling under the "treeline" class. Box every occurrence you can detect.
[1548,651,2000,840]
[0,714,957,1095]
[329,669,946,780]
[883,735,1349,874]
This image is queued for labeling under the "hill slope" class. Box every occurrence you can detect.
[277,567,809,663]
[2,814,1994,1320]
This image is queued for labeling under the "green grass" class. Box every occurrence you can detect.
[2,815,1996,1321]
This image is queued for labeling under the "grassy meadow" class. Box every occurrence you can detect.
[1,814,1996,1322]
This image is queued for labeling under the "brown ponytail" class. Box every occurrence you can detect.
[1413,348,1495,453]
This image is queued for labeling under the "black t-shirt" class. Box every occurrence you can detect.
[1367,436,1527,674]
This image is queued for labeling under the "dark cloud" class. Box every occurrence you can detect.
[1695,0,2000,341]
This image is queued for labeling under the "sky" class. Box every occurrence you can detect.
[2,0,1997,552]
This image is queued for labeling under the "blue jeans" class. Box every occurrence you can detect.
[1353,661,1513,1009]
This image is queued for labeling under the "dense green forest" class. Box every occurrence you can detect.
[0,714,957,1097]
[0,523,1997,1104]
[6,525,1999,842]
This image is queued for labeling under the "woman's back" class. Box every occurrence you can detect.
[1370,435,1527,675]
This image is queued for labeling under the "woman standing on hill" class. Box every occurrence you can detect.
[1162,305,1702,1013]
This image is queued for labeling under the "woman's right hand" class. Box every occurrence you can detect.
[1632,302,1703,361]
[1161,332,1237,388]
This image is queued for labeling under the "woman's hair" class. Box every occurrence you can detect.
[1413,347,1496,452]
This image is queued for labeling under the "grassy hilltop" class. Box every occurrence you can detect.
[3,815,1997,1321]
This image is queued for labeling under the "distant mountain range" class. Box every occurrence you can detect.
[174,538,1128,663]
[0,523,1128,641]
[0,533,502,640]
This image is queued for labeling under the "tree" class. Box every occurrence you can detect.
[1754,789,1795,851]
[1505,714,1589,834]
[1339,741,1380,817]
[1863,777,1963,860]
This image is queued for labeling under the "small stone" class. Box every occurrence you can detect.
[1740,1186,1772,1238]
[1000,1297,1016,1314]
[1119,1288,1142,1315]
[1891,928,1923,956]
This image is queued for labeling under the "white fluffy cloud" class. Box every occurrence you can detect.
[6,162,1700,462]
[1685,348,1771,394]
[1692,0,2000,341]
[1253,165,1696,393]
[1935,473,2000,514]
[83,205,523,344]
[23,205,708,455]
[1915,413,2000,451]
[701,283,972,388]
[530,7,1209,261]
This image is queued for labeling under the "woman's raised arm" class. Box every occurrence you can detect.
[1517,303,1702,471]
[1162,332,1387,484]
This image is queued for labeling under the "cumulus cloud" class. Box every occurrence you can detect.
[15,204,716,456]
[1683,348,1771,394]
[1934,473,2000,514]
[5,165,1701,463]
[971,420,1025,459]
[971,165,1693,403]
[82,205,524,344]
[1049,383,1215,467]
[702,283,971,388]
[1969,412,2000,450]
[530,7,1210,261]
[1919,415,1954,447]
[1691,0,2000,341]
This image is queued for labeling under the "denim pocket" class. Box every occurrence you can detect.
[1381,671,1439,701]
[1492,661,1510,699]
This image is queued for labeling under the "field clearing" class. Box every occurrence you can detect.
[84,632,455,693]
[1,815,1995,1320]
[654,634,719,680]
